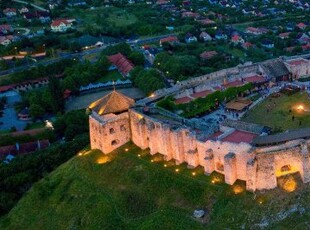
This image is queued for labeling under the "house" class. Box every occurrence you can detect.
[68,0,87,6]
[159,36,178,46]
[0,35,14,46]
[246,27,268,35]
[181,11,199,18]
[242,42,253,49]
[19,7,29,14]
[185,33,197,43]
[286,23,295,31]
[3,8,17,17]
[261,39,274,48]
[260,60,290,82]
[296,22,307,30]
[24,11,51,23]
[231,34,244,44]
[51,19,72,32]
[296,33,309,44]
[215,30,227,40]
[0,24,14,35]
[200,51,218,60]
[197,18,216,26]
[278,32,290,39]
[199,32,212,42]
[108,53,135,77]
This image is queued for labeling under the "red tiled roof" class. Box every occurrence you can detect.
[231,35,240,41]
[3,8,16,14]
[297,22,306,29]
[191,89,213,98]
[0,24,12,31]
[207,131,223,141]
[197,19,216,25]
[108,53,134,76]
[0,140,50,160]
[0,84,15,93]
[244,75,266,83]
[279,32,290,38]
[223,80,244,88]
[51,19,70,27]
[221,130,257,143]
[175,96,192,104]
[287,59,308,66]
[160,36,178,44]
[200,51,218,59]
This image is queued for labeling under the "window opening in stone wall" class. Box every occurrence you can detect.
[111,140,119,146]
[110,128,115,134]
[216,162,224,172]
[120,125,126,131]
[281,165,291,172]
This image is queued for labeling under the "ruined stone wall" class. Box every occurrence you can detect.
[253,140,310,190]
[89,112,131,154]
[285,59,310,78]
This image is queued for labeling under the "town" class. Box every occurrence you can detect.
[0,0,309,229]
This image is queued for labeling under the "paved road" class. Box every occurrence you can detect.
[12,0,48,12]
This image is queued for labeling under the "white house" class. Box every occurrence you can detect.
[50,19,72,32]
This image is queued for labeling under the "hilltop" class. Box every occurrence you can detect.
[1,143,310,229]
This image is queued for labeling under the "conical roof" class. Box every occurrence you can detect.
[89,91,135,115]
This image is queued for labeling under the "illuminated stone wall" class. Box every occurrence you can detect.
[90,108,310,191]
[89,112,131,154]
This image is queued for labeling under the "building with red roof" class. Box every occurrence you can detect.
[159,36,178,46]
[200,51,218,60]
[108,53,135,77]
[3,8,16,17]
[51,19,72,32]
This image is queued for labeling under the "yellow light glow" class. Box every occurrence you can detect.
[138,154,141,157]
[233,185,244,194]
[96,155,111,164]
[281,177,297,193]
[125,148,129,152]
[164,164,167,167]
[149,93,155,98]
[175,168,179,173]
[211,180,215,184]
[151,160,154,162]
[192,172,196,176]
[297,105,304,111]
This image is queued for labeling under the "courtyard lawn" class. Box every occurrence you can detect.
[242,92,310,132]
[2,143,310,229]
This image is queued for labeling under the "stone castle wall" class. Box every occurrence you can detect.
[89,112,131,154]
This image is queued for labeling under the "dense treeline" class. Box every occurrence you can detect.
[131,67,166,95]
[0,59,76,86]
[157,83,253,118]
[0,134,89,216]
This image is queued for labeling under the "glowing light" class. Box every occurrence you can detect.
[125,148,129,152]
[151,160,154,162]
[281,177,297,192]
[164,164,167,167]
[149,93,155,98]
[211,180,215,184]
[233,185,244,194]
[45,120,54,130]
[138,154,141,157]
[175,168,179,173]
[192,172,196,176]
[78,152,83,156]
[96,155,111,164]
[297,105,304,111]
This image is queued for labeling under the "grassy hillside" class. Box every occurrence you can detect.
[1,143,310,229]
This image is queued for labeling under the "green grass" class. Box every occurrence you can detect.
[24,122,45,130]
[95,70,123,83]
[2,143,310,229]
[242,92,310,132]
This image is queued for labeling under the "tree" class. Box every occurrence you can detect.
[29,104,45,119]
[48,77,65,114]
[128,52,145,66]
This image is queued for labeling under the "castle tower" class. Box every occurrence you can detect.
[88,91,135,154]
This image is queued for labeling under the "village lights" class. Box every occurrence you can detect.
[138,154,141,157]
[192,172,196,176]
[125,148,129,152]
[297,105,304,111]
[164,164,167,167]
[175,168,179,173]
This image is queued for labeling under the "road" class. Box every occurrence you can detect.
[0,34,177,77]
[12,0,48,12]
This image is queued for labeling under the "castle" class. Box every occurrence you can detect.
[89,56,310,192]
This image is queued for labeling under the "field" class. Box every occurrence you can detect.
[1,143,310,229]
[242,92,310,132]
